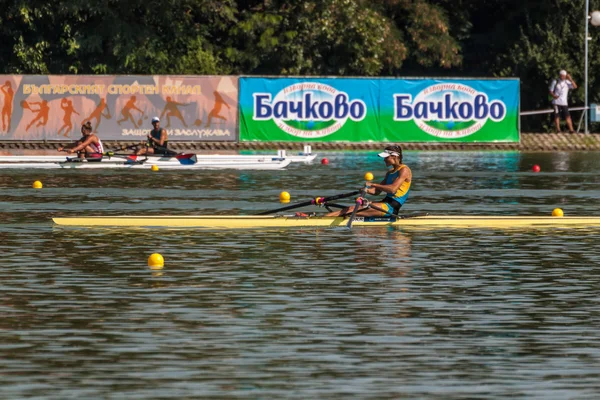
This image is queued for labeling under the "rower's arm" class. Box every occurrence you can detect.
[368,168,410,195]
[366,176,388,195]
[58,141,79,152]
[70,136,95,152]
[158,129,167,146]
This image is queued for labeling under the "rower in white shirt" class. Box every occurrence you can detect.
[58,121,104,160]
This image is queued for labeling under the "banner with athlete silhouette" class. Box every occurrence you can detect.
[0,75,238,141]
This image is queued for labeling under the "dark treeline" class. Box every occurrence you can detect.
[2,0,599,131]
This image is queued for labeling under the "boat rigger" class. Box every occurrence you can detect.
[52,215,600,229]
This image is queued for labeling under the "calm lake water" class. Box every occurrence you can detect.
[2,151,600,399]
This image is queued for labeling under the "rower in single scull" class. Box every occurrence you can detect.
[326,145,412,218]
[136,116,170,156]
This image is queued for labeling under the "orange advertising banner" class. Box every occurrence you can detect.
[0,75,238,141]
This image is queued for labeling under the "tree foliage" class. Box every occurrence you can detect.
[2,0,600,131]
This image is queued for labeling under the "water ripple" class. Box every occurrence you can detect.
[1,152,600,398]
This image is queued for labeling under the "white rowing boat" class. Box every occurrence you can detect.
[0,147,319,170]
[0,145,317,166]
[0,154,293,170]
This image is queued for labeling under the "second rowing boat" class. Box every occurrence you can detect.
[0,147,316,170]
[0,154,293,170]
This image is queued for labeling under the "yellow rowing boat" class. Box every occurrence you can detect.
[52,215,600,229]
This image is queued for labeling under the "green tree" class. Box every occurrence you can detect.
[228,0,406,75]
[0,0,237,74]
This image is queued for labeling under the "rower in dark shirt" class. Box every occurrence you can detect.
[136,116,169,155]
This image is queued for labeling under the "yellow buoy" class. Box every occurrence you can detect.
[552,208,564,217]
[151,165,159,172]
[148,253,164,268]
[32,180,43,189]
[364,172,374,181]
[279,191,291,203]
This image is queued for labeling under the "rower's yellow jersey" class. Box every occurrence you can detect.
[384,164,411,205]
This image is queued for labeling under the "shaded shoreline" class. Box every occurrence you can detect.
[1,133,600,152]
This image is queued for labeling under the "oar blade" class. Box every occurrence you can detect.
[174,153,197,165]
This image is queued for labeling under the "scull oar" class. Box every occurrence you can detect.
[346,188,366,228]
[256,190,361,215]
[347,172,373,228]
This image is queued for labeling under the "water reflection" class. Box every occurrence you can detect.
[2,152,600,398]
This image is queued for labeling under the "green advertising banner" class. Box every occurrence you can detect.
[239,78,379,142]
[380,79,520,142]
[239,77,520,142]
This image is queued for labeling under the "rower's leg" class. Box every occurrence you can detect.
[326,206,352,217]
[83,145,102,160]
[136,146,148,155]
[352,206,388,217]
[327,204,386,217]
[368,202,398,217]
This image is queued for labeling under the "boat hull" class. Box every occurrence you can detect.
[52,215,600,229]
[0,157,292,170]
[0,152,314,169]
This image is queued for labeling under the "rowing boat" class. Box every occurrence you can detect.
[0,147,316,170]
[52,215,600,229]
[0,154,293,170]
[0,152,316,165]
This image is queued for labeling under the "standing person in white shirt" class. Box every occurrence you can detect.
[549,69,578,133]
